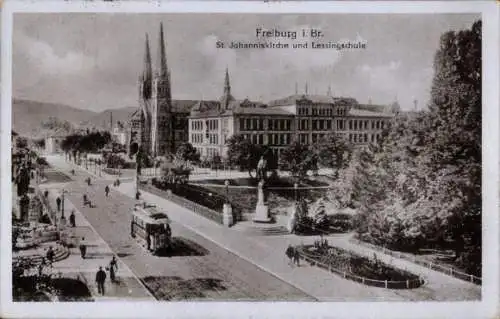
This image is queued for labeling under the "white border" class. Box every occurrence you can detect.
[1,2,498,319]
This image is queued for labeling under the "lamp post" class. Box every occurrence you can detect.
[61,189,68,219]
[294,182,299,203]
[225,180,229,204]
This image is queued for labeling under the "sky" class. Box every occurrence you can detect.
[13,13,479,112]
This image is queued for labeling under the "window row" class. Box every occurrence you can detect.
[191,120,204,131]
[348,133,382,144]
[348,119,387,131]
[191,133,204,144]
[239,118,292,131]
[206,119,219,131]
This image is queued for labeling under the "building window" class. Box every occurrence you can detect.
[326,120,331,130]
[349,120,352,130]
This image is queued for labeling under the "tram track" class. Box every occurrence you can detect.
[62,178,313,301]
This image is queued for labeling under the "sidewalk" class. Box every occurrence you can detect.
[38,183,154,301]
[117,182,480,301]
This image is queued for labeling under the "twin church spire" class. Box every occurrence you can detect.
[141,22,170,98]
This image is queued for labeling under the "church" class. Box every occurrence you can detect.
[128,23,181,159]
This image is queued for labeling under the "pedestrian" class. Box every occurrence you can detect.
[105,185,110,197]
[108,256,118,282]
[95,266,106,295]
[38,257,45,276]
[285,244,294,266]
[79,237,87,259]
[46,246,54,267]
[56,197,61,212]
[146,233,151,251]
[83,194,88,206]
[293,247,300,267]
[69,210,76,227]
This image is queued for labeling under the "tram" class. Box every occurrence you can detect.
[130,205,172,255]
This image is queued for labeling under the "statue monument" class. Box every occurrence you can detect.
[253,179,272,223]
[256,156,267,181]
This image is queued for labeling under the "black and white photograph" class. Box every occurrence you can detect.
[1,1,498,319]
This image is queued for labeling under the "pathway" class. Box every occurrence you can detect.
[117,181,481,302]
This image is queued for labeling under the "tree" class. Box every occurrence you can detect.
[311,133,352,176]
[226,134,269,178]
[175,142,200,163]
[335,21,482,275]
[279,141,315,180]
[424,20,481,271]
[16,137,28,149]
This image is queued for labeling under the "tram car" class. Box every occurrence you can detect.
[130,205,172,255]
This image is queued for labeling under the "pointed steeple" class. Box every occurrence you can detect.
[157,22,168,78]
[327,85,332,96]
[224,67,231,97]
[295,82,298,95]
[220,67,234,110]
[305,82,309,95]
[143,34,152,81]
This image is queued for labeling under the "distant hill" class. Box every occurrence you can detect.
[12,98,199,139]
[12,99,137,138]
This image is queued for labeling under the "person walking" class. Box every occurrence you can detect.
[79,237,87,259]
[69,210,76,228]
[83,194,88,206]
[293,247,300,267]
[108,256,118,283]
[46,246,55,267]
[95,266,107,295]
[285,244,294,266]
[56,197,61,212]
[105,185,110,197]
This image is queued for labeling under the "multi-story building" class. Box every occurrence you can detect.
[189,70,399,160]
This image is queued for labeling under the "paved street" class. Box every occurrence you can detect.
[44,154,481,302]
[46,155,314,301]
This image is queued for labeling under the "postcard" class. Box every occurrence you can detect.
[1,1,498,319]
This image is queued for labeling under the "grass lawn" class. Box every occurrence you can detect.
[193,176,331,217]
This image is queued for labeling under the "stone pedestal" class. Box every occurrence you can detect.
[287,206,297,233]
[59,216,67,228]
[253,179,272,223]
[253,204,271,223]
[223,203,233,227]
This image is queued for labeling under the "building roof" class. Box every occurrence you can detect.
[356,104,387,113]
[268,94,359,107]
[349,108,394,118]
[190,98,292,118]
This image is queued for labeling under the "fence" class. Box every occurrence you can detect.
[139,184,223,225]
[296,245,425,289]
[350,238,482,285]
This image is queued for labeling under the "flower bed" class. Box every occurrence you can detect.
[298,244,424,289]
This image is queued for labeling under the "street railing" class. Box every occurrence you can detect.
[139,184,223,225]
[350,238,481,285]
[295,245,425,289]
